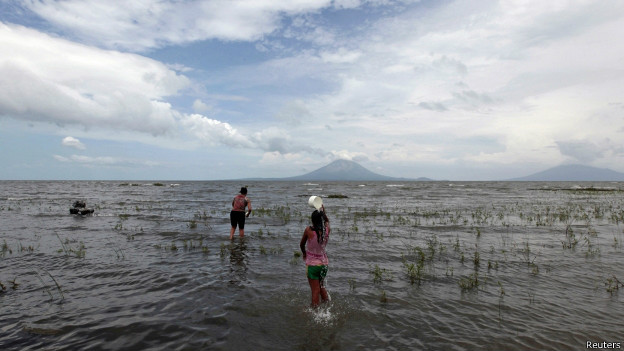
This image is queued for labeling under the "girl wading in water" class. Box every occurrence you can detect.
[300,205,331,307]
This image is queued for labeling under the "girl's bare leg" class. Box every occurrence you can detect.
[320,287,329,302]
[308,278,321,307]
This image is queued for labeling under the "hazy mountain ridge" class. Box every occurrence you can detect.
[510,164,624,181]
[283,159,418,181]
[241,161,624,182]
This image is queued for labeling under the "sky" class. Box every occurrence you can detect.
[1,0,623,180]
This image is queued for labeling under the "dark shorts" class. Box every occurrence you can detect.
[230,211,246,229]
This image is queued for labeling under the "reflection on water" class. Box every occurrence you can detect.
[228,237,248,284]
[1,180,624,350]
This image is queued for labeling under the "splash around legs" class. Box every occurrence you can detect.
[308,277,330,307]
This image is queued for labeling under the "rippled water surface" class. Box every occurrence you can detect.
[1,181,623,350]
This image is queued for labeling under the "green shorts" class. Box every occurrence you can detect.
[306,265,328,280]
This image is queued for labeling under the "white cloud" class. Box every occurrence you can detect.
[266,0,624,170]
[555,139,624,164]
[330,150,368,162]
[22,0,338,51]
[61,136,86,150]
[166,63,194,73]
[53,155,70,162]
[192,99,213,114]
[181,114,253,148]
[245,126,328,157]
[249,127,293,154]
[206,94,250,102]
[0,23,188,136]
[319,48,362,64]
[274,100,311,126]
[0,23,261,151]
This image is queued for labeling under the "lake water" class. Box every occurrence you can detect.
[1,180,623,350]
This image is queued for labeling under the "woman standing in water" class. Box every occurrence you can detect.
[300,205,331,307]
[230,187,251,240]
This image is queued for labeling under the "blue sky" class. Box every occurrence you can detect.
[1,0,623,180]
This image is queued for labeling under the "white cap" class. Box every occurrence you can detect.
[308,196,323,210]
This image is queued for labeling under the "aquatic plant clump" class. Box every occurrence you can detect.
[458,273,479,291]
[605,276,623,294]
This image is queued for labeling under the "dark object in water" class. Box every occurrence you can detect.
[70,201,94,215]
[70,208,94,215]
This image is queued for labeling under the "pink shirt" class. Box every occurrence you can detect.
[305,227,329,266]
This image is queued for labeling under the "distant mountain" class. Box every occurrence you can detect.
[284,159,415,181]
[510,164,624,181]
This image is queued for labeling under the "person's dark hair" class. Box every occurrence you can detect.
[240,187,247,195]
[311,210,325,245]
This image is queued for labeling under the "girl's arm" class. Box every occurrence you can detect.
[300,229,308,259]
[321,205,330,233]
